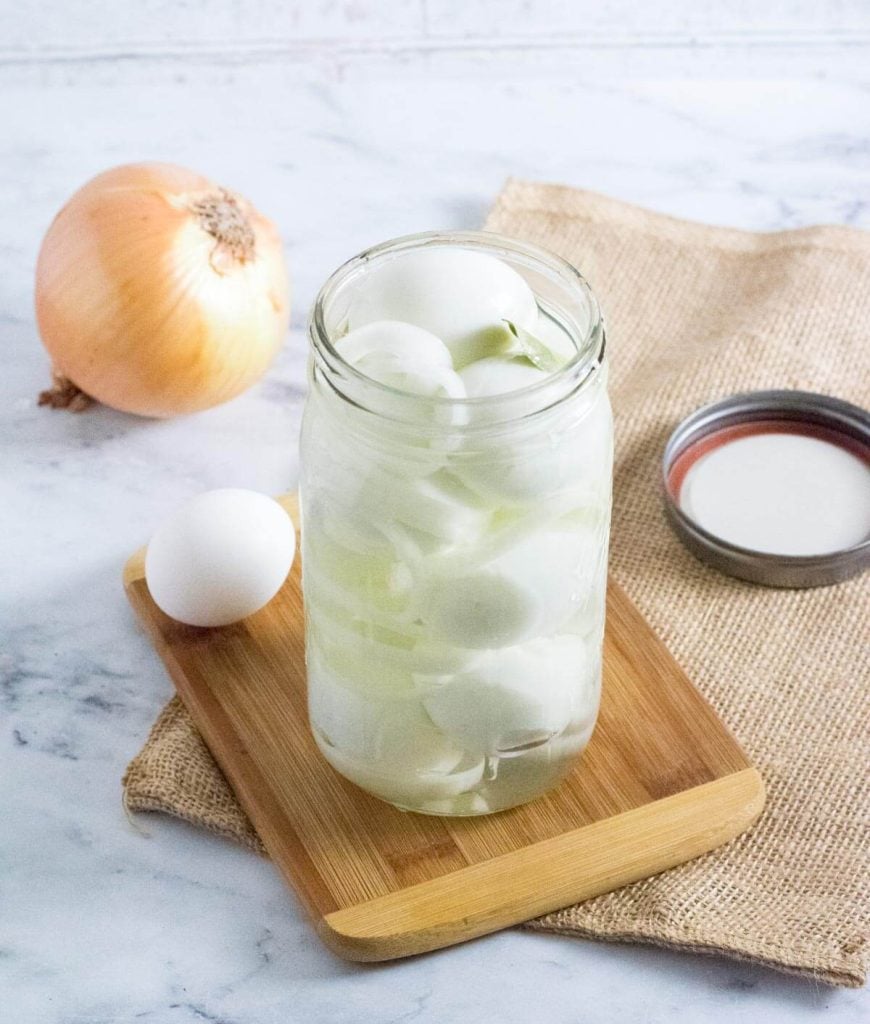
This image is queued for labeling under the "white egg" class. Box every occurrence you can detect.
[308,660,457,770]
[145,489,295,627]
[459,356,547,399]
[523,677,602,769]
[423,635,588,757]
[334,319,467,427]
[457,387,614,504]
[358,358,466,402]
[337,319,453,371]
[347,249,539,368]
[419,519,602,649]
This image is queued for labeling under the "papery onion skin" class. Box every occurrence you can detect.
[35,162,290,417]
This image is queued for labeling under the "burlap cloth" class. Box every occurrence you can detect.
[124,181,870,987]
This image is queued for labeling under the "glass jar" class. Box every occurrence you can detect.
[300,231,611,815]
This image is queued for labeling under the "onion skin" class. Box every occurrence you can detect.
[35,162,290,417]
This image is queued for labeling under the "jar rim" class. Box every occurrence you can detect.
[309,230,606,424]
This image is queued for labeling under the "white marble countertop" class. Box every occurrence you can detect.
[2,3,869,1021]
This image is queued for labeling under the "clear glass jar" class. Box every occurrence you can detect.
[300,231,611,815]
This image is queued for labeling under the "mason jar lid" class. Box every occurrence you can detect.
[662,390,870,588]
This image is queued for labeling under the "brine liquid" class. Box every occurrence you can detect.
[311,670,602,816]
[301,313,612,815]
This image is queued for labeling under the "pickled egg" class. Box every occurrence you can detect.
[308,653,485,805]
[335,319,466,424]
[419,519,601,648]
[347,249,539,368]
[459,356,547,401]
[457,387,614,504]
[338,319,453,371]
[424,635,588,756]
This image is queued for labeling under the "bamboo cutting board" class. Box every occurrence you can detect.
[124,495,764,962]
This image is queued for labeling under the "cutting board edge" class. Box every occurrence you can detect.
[124,572,344,921]
[318,766,766,962]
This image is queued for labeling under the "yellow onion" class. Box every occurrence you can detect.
[35,162,290,417]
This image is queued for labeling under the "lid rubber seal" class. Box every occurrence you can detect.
[662,390,870,588]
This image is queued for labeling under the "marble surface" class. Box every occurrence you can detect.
[2,3,869,1021]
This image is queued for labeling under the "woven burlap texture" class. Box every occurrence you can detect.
[123,181,870,988]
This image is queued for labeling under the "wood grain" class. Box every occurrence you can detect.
[124,494,764,960]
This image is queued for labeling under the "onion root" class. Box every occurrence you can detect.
[38,370,94,412]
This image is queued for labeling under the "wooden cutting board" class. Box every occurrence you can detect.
[124,494,764,962]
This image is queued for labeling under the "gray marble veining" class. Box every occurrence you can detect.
[2,5,869,1021]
